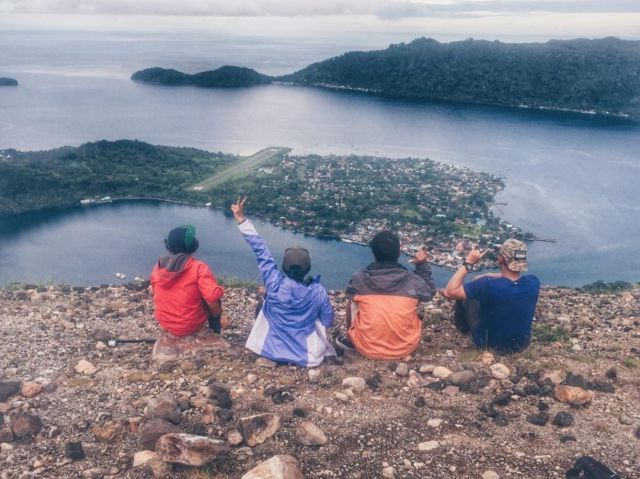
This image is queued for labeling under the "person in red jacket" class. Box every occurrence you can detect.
[150,225,225,337]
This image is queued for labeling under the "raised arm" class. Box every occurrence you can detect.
[231,197,282,293]
[443,245,489,300]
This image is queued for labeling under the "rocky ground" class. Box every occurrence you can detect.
[0,283,639,479]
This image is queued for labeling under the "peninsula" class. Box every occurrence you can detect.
[131,37,640,120]
[0,140,530,270]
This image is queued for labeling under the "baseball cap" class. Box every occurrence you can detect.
[282,246,311,274]
[165,225,198,254]
[499,239,528,272]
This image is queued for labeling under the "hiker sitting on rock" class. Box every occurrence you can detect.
[336,230,436,359]
[443,239,540,353]
[151,225,226,336]
[231,197,335,368]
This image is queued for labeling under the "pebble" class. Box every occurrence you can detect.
[447,370,476,386]
[228,431,243,446]
[395,363,410,377]
[342,377,366,393]
[553,385,594,407]
[382,465,396,478]
[482,471,500,479]
[255,357,277,368]
[418,440,439,451]
[65,442,85,460]
[74,360,97,376]
[334,392,350,403]
[527,413,550,426]
[20,382,44,399]
[489,363,510,379]
[618,414,633,425]
[246,374,258,384]
[553,412,574,428]
[296,421,327,446]
[432,366,452,380]
[419,364,436,374]
[481,351,495,365]
[308,369,321,383]
[427,418,443,428]
[132,450,156,468]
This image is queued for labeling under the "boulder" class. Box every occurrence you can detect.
[147,393,182,424]
[553,385,594,407]
[155,433,230,466]
[241,454,304,479]
[152,326,230,364]
[342,377,366,393]
[295,421,327,446]
[139,418,182,450]
[240,414,281,447]
[489,363,510,379]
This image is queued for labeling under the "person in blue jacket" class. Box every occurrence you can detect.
[231,197,336,367]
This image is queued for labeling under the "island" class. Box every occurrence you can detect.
[0,140,533,270]
[0,77,18,86]
[132,37,640,119]
[131,66,272,88]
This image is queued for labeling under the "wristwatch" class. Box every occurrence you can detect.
[463,262,474,272]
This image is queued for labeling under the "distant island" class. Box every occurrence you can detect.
[132,37,640,119]
[0,77,18,86]
[131,66,271,88]
[0,140,533,270]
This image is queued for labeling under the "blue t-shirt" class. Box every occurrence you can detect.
[463,275,540,352]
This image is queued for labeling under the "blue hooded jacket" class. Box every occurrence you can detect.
[239,220,335,367]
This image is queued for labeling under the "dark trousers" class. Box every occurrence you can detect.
[453,299,481,335]
[208,315,221,334]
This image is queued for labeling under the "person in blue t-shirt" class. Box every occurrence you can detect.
[443,239,540,353]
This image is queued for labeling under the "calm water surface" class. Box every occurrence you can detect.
[0,31,639,286]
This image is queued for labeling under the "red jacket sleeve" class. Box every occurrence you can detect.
[196,262,225,305]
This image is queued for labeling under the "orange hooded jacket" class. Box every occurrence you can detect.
[150,253,225,337]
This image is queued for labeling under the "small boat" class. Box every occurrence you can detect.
[115,273,126,279]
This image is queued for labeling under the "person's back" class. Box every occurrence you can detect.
[444,239,540,353]
[340,231,436,360]
[151,225,224,337]
[464,274,540,351]
[231,197,335,367]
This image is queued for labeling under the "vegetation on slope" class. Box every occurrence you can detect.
[131,66,272,88]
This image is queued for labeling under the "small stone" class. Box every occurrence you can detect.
[246,373,258,384]
[553,385,594,407]
[342,377,366,393]
[565,372,588,389]
[139,418,182,450]
[482,471,500,479]
[489,363,510,379]
[527,413,550,426]
[82,467,106,479]
[11,413,43,438]
[432,366,452,380]
[20,382,44,398]
[382,465,396,478]
[95,341,107,350]
[147,393,182,424]
[65,442,85,460]
[618,414,633,425]
[133,450,157,467]
[296,421,327,446]
[91,421,122,443]
[255,357,277,368]
[493,413,508,426]
[491,392,512,406]
[74,360,97,376]
[419,364,436,374]
[605,368,618,380]
[308,370,321,383]
[395,363,410,377]
[481,351,495,365]
[334,392,349,403]
[553,412,574,428]
[0,381,21,401]
[0,427,13,442]
[635,427,640,440]
[241,454,304,479]
[559,435,577,443]
[228,431,243,446]
[418,440,439,452]
[539,370,564,386]
[239,413,281,447]
[448,370,476,386]
[0,442,13,451]
[406,371,426,388]
[443,385,459,396]
[156,433,230,466]
[427,418,443,428]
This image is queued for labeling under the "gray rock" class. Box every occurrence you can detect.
[242,454,304,479]
[0,381,21,401]
[240,413,281,447]
[147,393,182,424]
[155,433,230,466]
[448,370,476,386]
[395,363,410,377]
[295,421,327,446]
[342,377,366,393]
[139,418,182,450]
[553,412,574,428]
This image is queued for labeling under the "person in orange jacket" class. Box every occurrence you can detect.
[150,225,225,337]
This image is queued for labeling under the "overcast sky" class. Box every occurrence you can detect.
[1,0,639,39]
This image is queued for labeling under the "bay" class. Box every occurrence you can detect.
[0,30,639,287]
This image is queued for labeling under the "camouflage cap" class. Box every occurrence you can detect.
[499,239,528,272]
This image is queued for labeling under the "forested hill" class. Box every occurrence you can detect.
[279,37,640,118]
[131,66,272,88]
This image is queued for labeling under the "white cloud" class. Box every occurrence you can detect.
[1,0,639,17]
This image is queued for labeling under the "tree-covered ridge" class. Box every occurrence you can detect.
[281,37,640,118]
[0,140,236,215]
[131,66,272,87]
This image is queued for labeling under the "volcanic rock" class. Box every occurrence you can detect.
[553,412,574,428]
[139,418,182,450]
[0,381,21,401]
[240,413,281,446]
[155,433,230,466]
[10,413,43,439]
